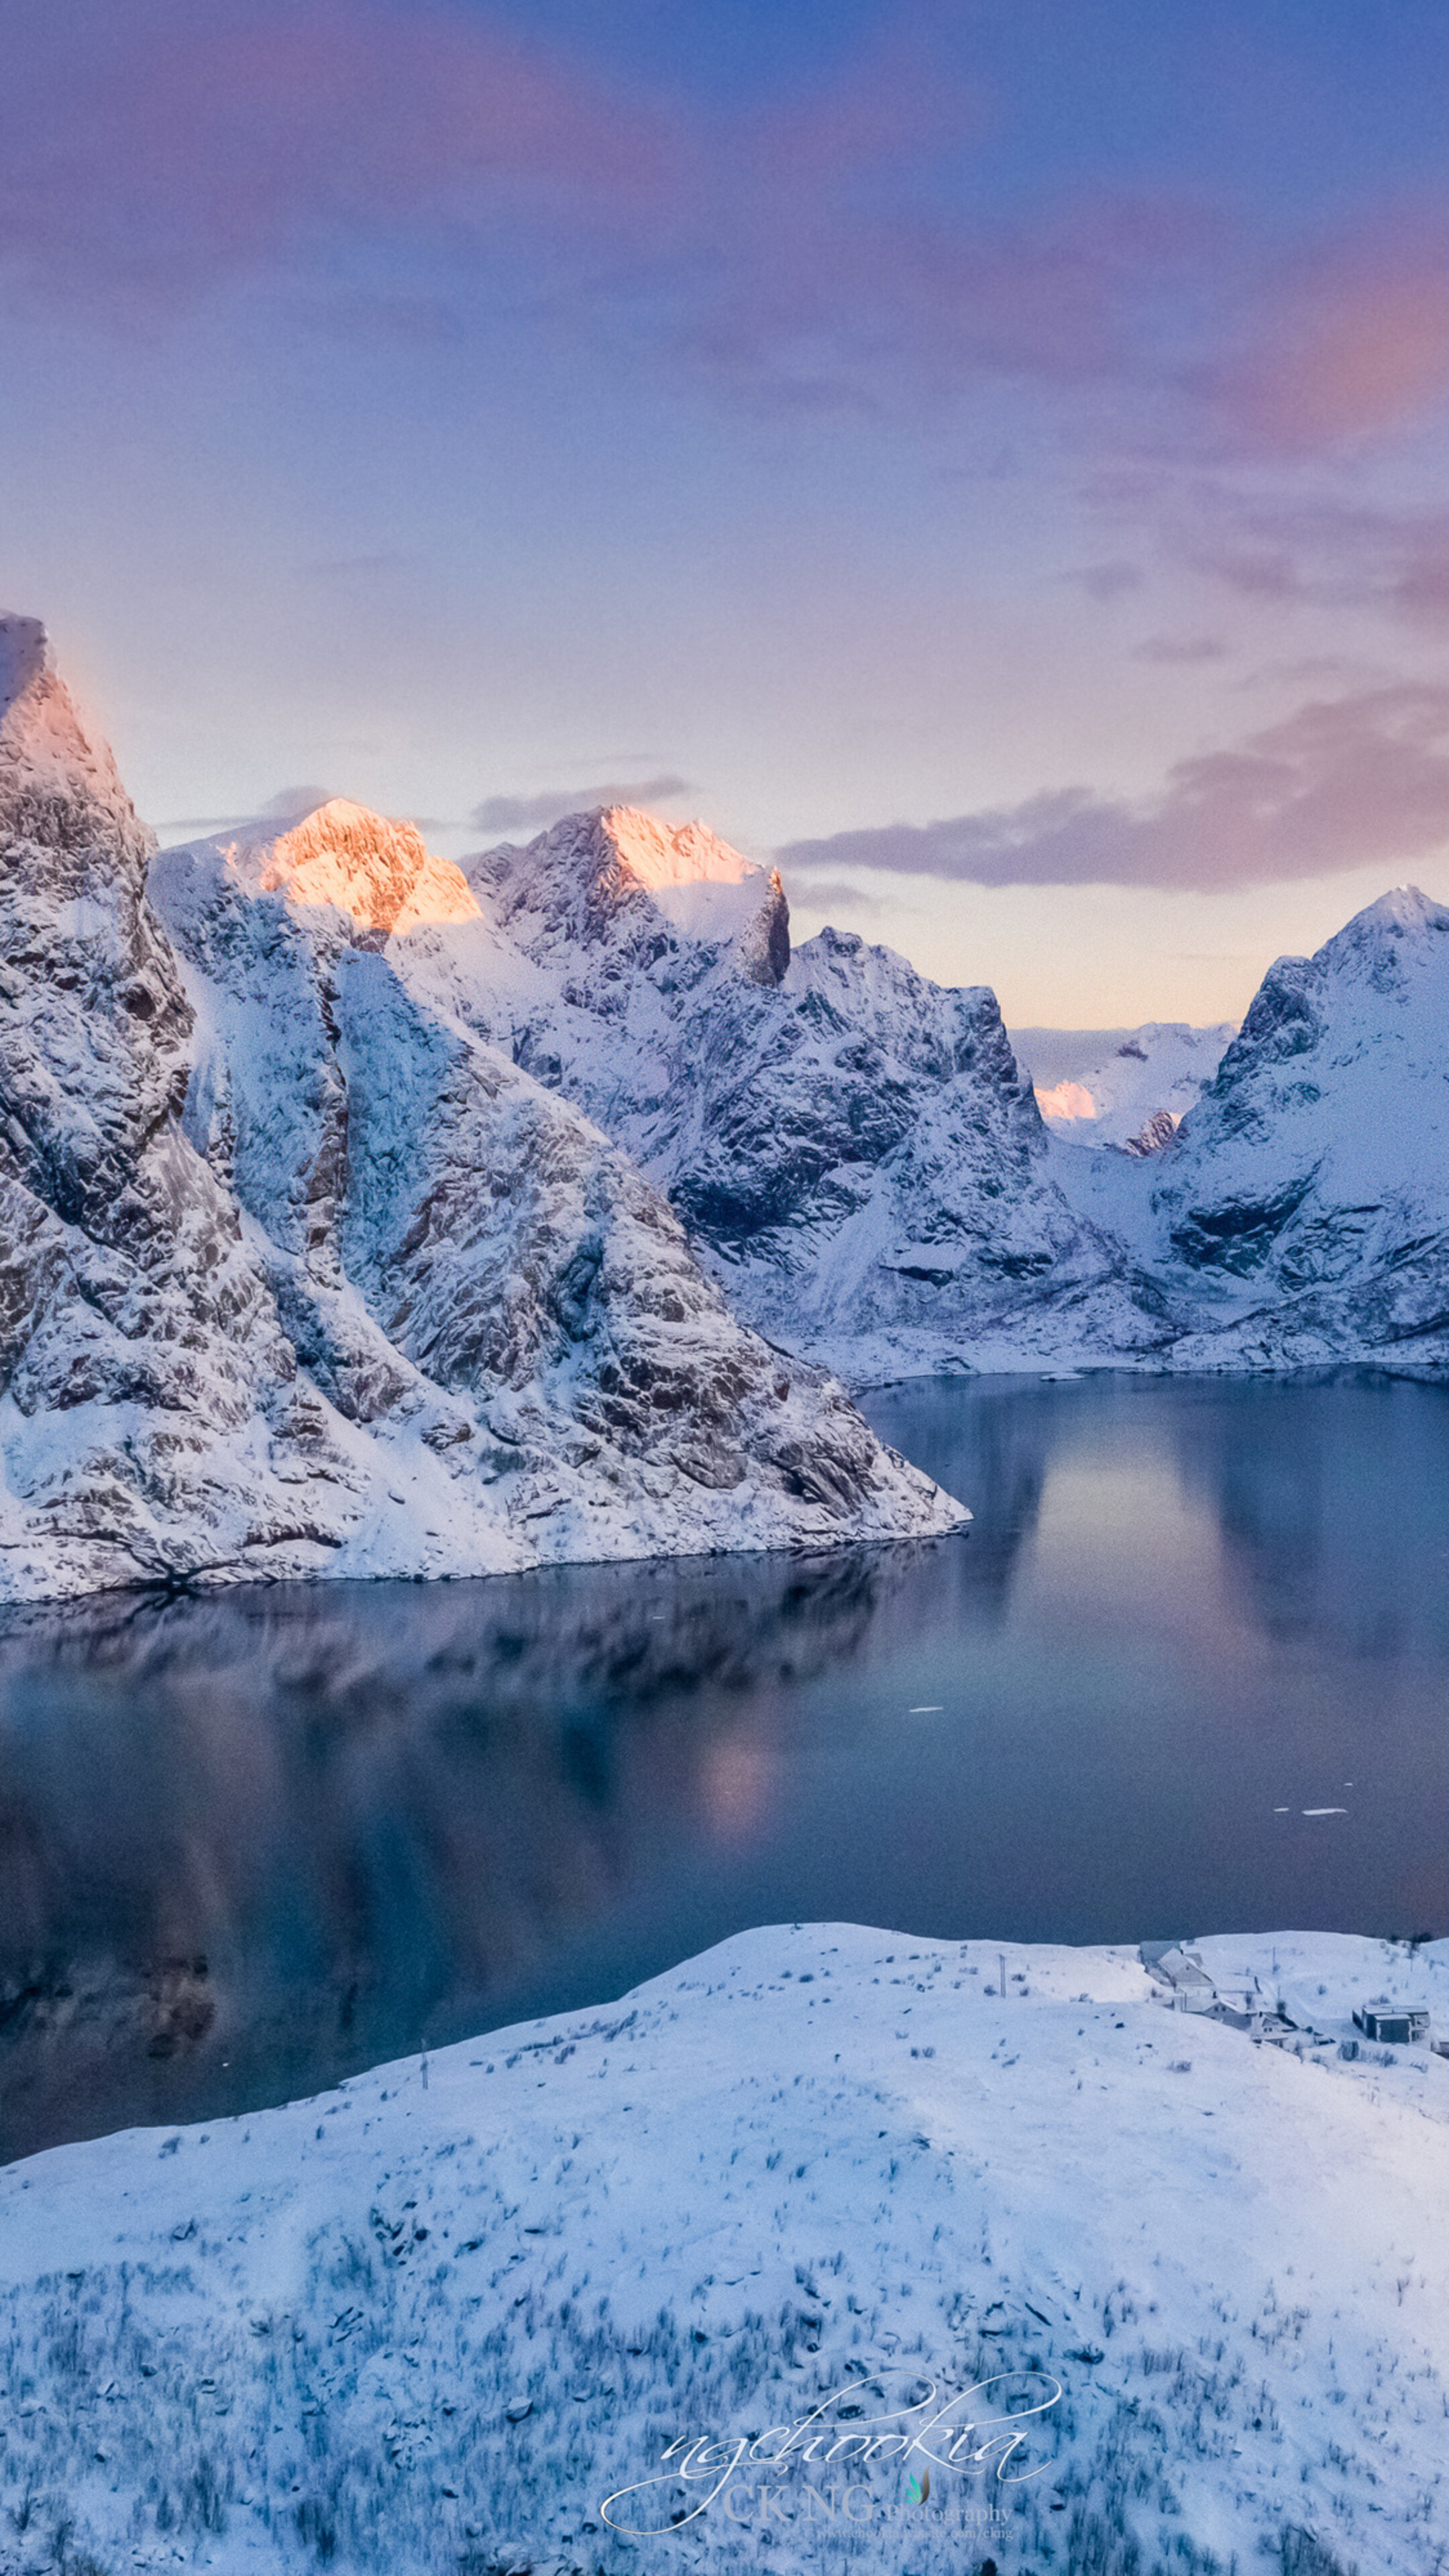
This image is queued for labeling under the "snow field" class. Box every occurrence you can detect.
[3,1923,1449,2573]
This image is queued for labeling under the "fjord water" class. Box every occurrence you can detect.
[3,1370,1447,2160]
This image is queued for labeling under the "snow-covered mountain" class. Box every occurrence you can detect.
[0,619,963,1603]
[1057,888,1449,1370]
[8,612,1445,1481]
[380,808,1449,1381]
[1014,1020,1236,1153]
[5,1919,1449,2573]
[396,807,1166,1381]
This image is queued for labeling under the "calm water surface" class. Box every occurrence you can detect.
[2,1369,1447,2158]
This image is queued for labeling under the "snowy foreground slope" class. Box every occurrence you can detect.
[4,1923,1449,2575]
[0,617,961,1603]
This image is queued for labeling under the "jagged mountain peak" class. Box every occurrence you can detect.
[193,796,482,937]
[1218,883,1449,1071]
[470,804,790,985]
[0,612,144,855]
[3,633,962,1602]
[1321,881,1449,969]
[0,612,50,718]
[598,804,759,892]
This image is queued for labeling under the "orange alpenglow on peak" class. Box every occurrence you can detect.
[250,797,482,934]
[601,806,761,892]
[1034,1079,1097,1122]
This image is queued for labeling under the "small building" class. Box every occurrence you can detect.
[1148,1943,1220,2014]
[1352,2001,1430,2045]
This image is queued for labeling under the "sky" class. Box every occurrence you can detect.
[7,0,1449,1024]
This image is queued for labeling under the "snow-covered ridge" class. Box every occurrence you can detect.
[469,802,792,987]
[382,807,1449,1381]
[1015,1020,1237,1153]
[0,612,144,849]
[8,611,1446,1419]
[3,1919,1448,2571]
[241,796,482,934]
[0,620,965,1603]
[602,805,759,891]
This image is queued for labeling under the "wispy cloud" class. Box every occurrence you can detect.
[784,877,884,916]
[777,684,1449,892]
[0,2,1220,432]
[1202,228,1449,457]
[0,0,678,308]
[470,774,692,837]
[1184,494,1449,627]
[160,784,337,834]
[10,3,1449,551]
[1132,634,1230,665]
[1067,561,1146,601]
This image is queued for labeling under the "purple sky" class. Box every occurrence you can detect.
[7,0,1449,1022]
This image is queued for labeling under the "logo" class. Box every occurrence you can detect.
[598,2363,1061,2536]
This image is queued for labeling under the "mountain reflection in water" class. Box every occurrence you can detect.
[0,1550,924,2158]
[3,1368,1448,2159]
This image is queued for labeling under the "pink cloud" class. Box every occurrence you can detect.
[683,168,1214,411]
[0,0,1217,427]
[1206,231,1449,455]
[0,0,680,303]
[777,683,1449,893]
[1132,634,1231,665]
[11,0,1444,493]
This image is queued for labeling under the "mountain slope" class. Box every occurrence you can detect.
[396,807,1165,1380]
[151,806,964,1561]
[1145,887,1449,1366]
[0,616,364,1599]
[0,621,964,1603]
[1015,1020,1237,1152]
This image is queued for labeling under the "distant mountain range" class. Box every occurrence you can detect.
[3,612,1446,1599]
[398,802,1449,1381]
[1013,1020,1238,1153]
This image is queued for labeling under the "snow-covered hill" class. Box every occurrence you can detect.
[1061,889,1449,1371]
[3,1919,1448,2573]
[399,808,1166,1381]
[0,619,963,1603]
[1014,1021,1236,1154]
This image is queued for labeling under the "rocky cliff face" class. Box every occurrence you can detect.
[0,624,964,1603]
[0,616,343,1600]
[398,806,1163,1381]
[1138,888,1449,1368]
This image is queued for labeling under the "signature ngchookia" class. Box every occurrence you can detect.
[598,2363,1062,2534]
